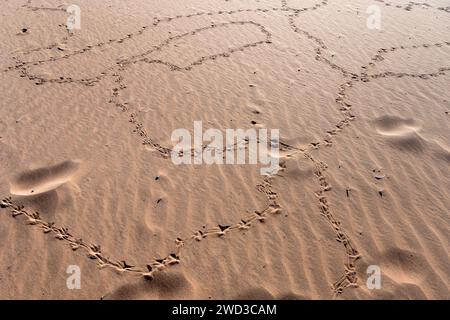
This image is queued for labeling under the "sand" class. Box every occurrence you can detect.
[0,0,449,299]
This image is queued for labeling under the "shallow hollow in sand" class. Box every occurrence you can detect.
[373,115,420,136]
[9,160,80,196]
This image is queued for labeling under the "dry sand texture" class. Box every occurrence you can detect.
[0,0,449,299]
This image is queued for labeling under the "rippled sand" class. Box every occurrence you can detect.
[0,0,449,299]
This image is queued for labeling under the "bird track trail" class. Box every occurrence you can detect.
[287,6,449,293]
[0,174,281,280]
[1,0,305,288]
[374,0,450,13]
[1,0,448,297]
[22,0,66,12]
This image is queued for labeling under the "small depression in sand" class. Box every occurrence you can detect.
[373,115,426,152]
[0,119,6,133]
[106,271,193,299]
[374,115,420,137]
[10,160,80,196]
[380,248,429,287]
